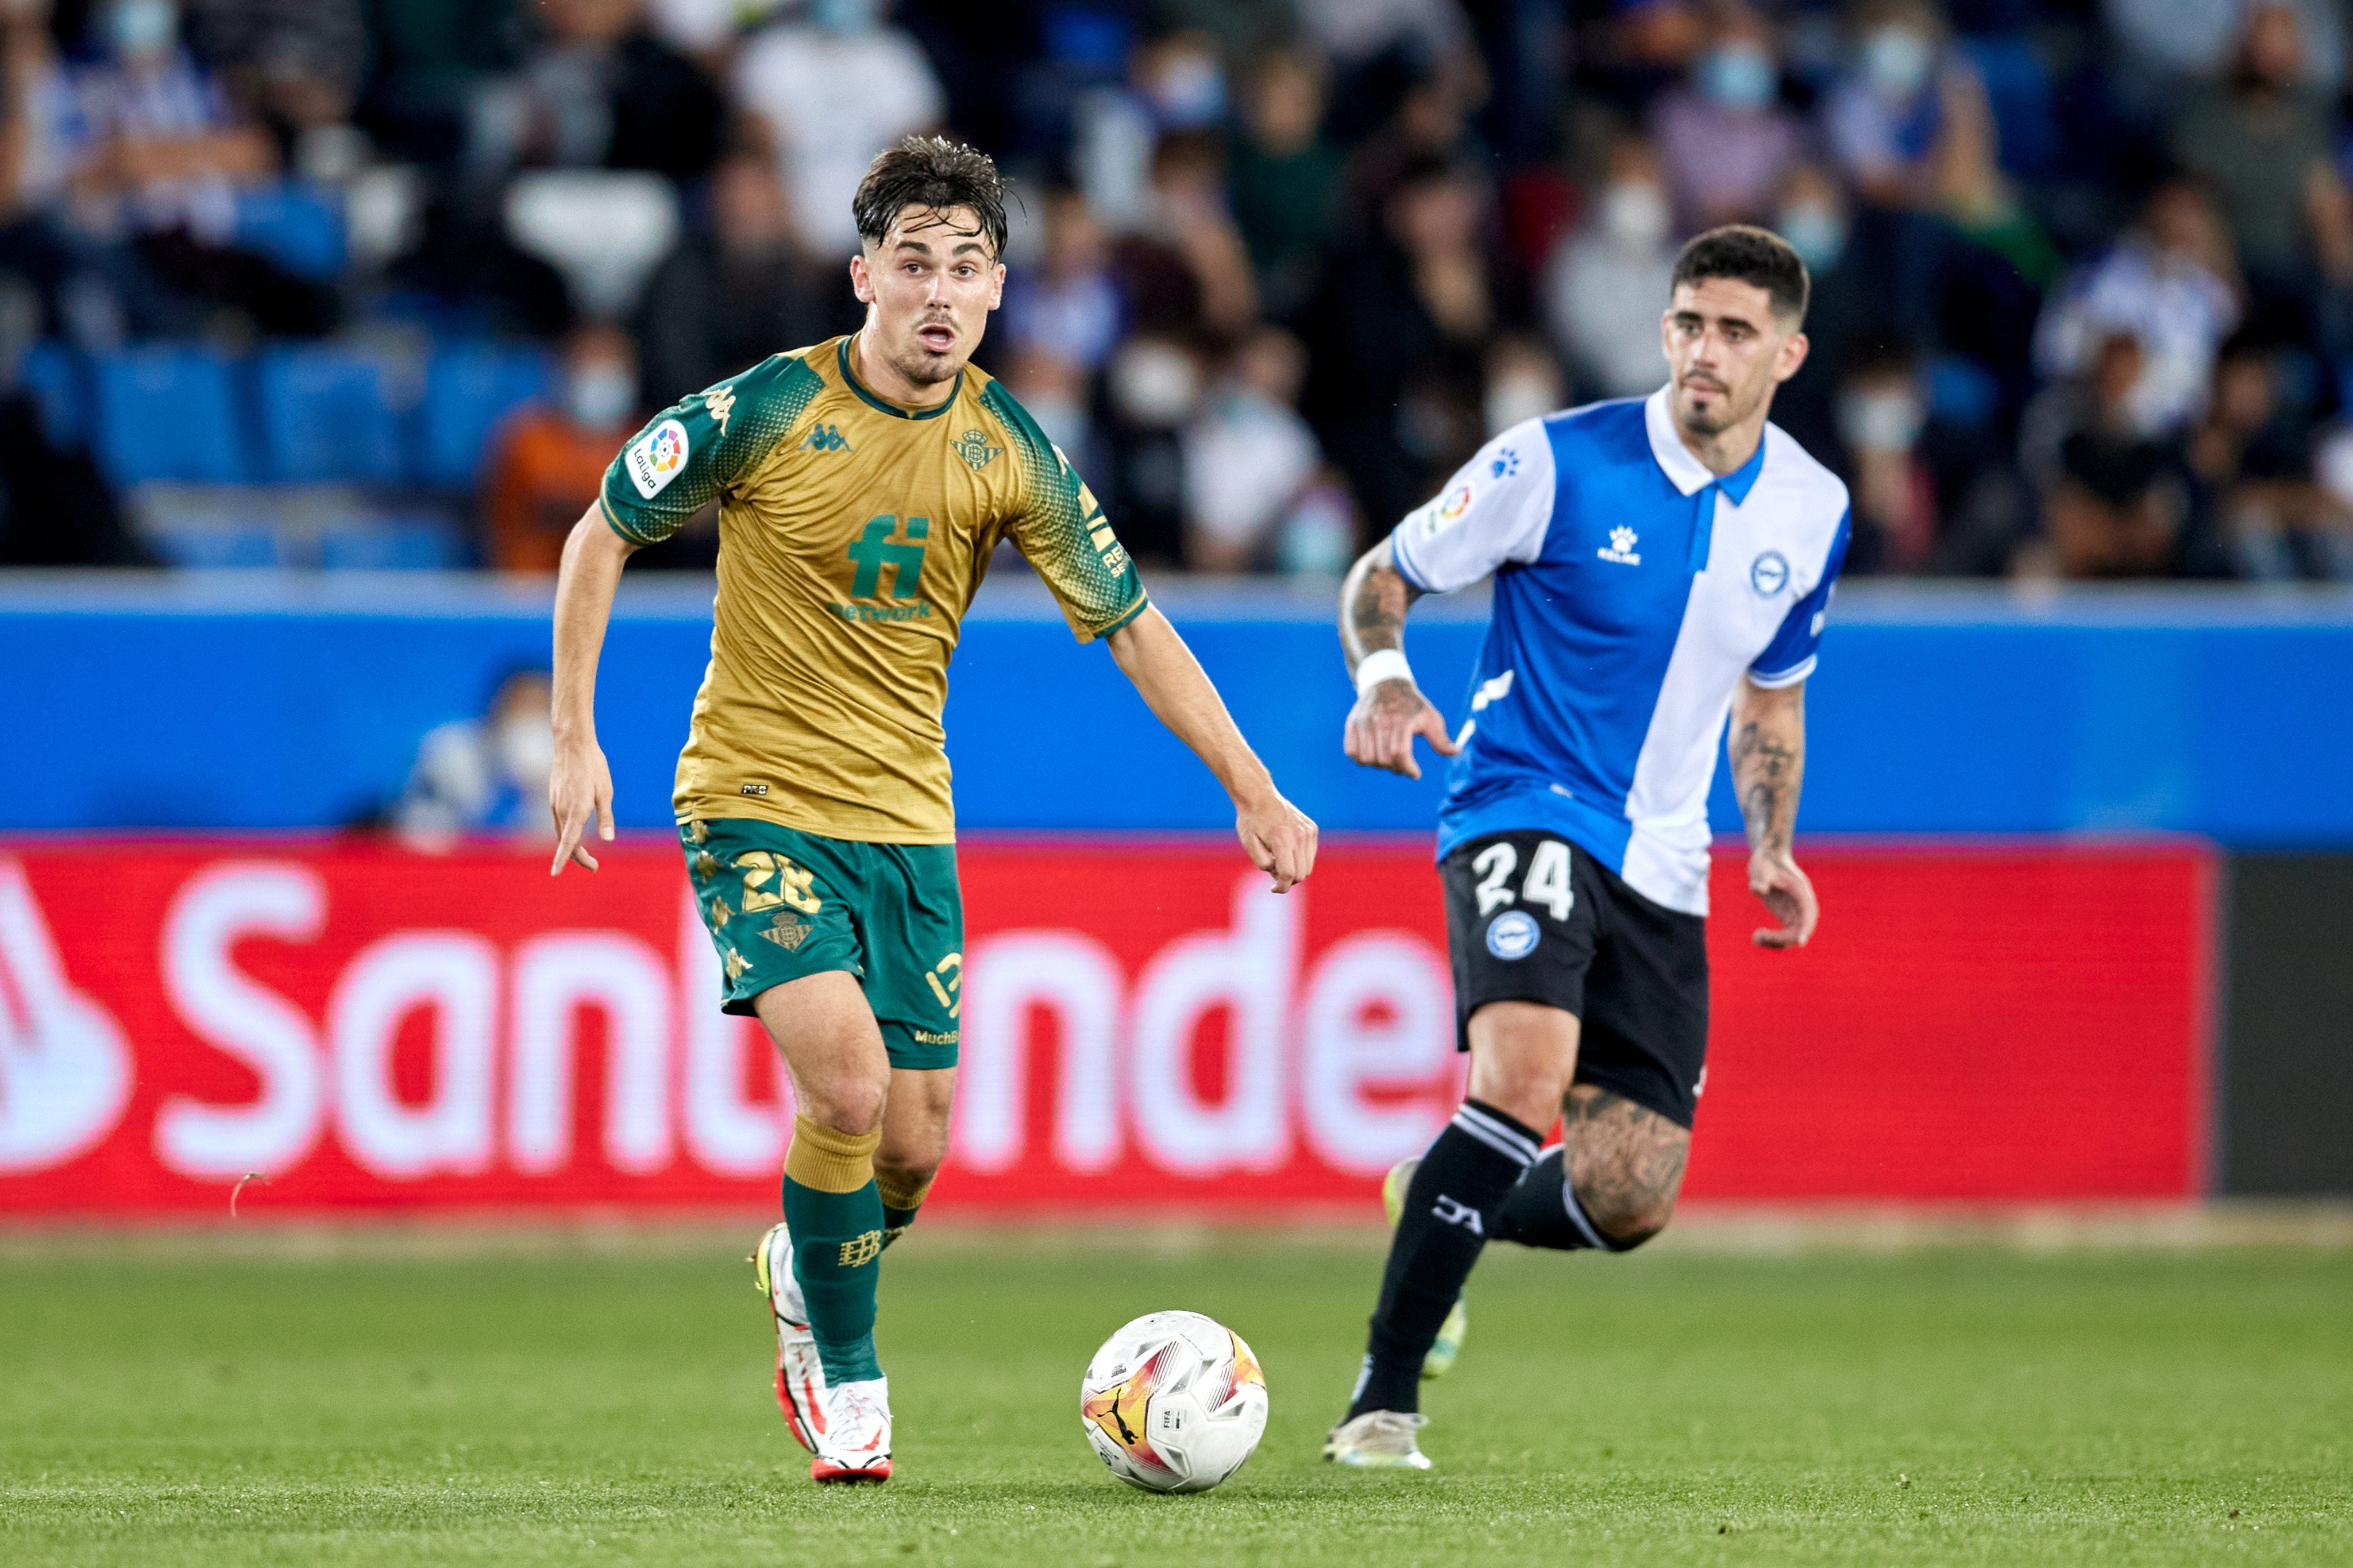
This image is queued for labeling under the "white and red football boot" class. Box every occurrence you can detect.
[808,1376,893,1484]
[753,1221,827,1453]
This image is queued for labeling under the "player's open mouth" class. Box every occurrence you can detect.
[916,323,956,352]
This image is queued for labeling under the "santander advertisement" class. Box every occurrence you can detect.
[0,839,2211,1216]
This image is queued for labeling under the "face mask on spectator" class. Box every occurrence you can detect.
[1861,25,1933,99]
[108,0,176,59]
[1839,385,1925,453]
[1110,340,1201,428]
[811,0,880,35]
[1599,180,1669,253]
[495,714,556,787]
[1148,50,1228,129]
[1485,369,1558,437]
[566,364,636,428]
[1700,45,1777,111]
[1777,201,1847,271]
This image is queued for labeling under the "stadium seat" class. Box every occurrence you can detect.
[92,346,250,484]
[233,183,347,281]
[18,340,88,451]
[255,345,409,485]
[141,521,284,569]
[317,517,466,571]
[414,341,556,489]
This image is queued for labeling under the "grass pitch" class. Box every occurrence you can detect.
[2,1224,2347,1566]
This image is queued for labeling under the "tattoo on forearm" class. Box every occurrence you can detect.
[1730,691,1805,857]
[1563,1087,1689,1242]
[1339,550,1419,673]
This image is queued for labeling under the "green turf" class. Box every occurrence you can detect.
[2,1229,2346,1566]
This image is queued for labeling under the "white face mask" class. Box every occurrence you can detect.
[109,0,176,58]
[1599,181,1669,253]
[495,713,555,786]
[1110,340,1201,427]
[566,364,635,428]
[1484,370,1559,437]
[1777,201,1848,271]
[1700,44,1777,111]
[1839,385,1926,453]
[1862,25,1934,99]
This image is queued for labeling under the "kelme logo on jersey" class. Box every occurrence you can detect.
[626,419,689,499]
[1597,526,1642,566]
[803,423,853,454]
[953,429,1001,470]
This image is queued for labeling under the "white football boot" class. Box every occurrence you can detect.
[1382,1157,1468,1378]
[1322,1410,1433,1470]
[753,1222,827,1453]
[809,1376,893,1484]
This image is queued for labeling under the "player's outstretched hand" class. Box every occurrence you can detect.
[549,738,616,875]
[1343,677,1459,780]
[1236,789,1318,893]
[1748,849,1818,948]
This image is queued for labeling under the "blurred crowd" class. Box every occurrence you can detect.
[5,0,2353,581]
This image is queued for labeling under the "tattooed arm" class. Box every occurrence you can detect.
[1338,539,1460,779]
[1729,674,1818,948]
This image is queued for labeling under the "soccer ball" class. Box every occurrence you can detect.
[1079,1310,1268,1493]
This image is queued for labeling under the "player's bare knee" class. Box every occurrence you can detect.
[1576,1184,1675,1250]
[799,1072,889,1137]
[871,1145,942,1192]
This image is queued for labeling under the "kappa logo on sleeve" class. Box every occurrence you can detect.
[626,419,691,499]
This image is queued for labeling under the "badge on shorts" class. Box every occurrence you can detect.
[1485,910,1541,960]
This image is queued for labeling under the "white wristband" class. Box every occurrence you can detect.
[1353,648,1415,698]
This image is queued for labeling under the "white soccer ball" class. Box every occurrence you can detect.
[1079,1310,1268,1493]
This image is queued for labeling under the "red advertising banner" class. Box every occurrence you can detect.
[0,838,2211,1216]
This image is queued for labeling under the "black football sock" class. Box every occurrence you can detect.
[1495,1146,1629,1250]
[1346,1100,1540,1420]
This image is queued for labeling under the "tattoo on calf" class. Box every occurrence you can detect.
[1564,1087,1689,1243]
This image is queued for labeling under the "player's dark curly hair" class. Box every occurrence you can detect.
[1671,225,1810,325]
[852,135,1009,259]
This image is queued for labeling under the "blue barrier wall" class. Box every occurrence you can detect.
[3,576,2349,843]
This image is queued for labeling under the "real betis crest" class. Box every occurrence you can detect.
[953,428,1002,471]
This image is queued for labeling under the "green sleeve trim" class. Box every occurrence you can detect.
[601,495,653,546]
[1094,592,1151,641]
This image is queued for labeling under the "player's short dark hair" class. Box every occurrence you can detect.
[1671,225,1810,325]
[853,135,1009,260]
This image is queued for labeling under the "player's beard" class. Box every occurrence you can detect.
[1672,373,1762,436]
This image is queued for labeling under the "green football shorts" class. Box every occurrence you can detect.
[681,817,963,1071]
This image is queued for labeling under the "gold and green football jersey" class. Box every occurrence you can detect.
[600,334,1147,844]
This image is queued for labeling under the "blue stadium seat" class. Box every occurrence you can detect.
[18,341,88,450]
[234,183,346,281]
[143,522,284,569]
[93,346,249,484]
[415,342,556,489]
[317,517,466,571]
[256,345,407,484]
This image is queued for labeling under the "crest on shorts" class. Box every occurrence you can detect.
[759,913,813,952]
[954,428,1001,470]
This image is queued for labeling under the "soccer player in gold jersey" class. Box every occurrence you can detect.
[545,136,1317,1483]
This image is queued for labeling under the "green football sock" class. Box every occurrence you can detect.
[781,1115,885,1385]
[876,1167,933,1252]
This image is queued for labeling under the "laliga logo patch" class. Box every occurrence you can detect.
[1485,909,1541,961]
[627,418,690,500]
[1421,481,1476,537]
[1751,550,1791,597]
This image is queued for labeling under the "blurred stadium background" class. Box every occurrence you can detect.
[3,3,2350,1561]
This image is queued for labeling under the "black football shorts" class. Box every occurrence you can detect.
[1439,829,1710,1128]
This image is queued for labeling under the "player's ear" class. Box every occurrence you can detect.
[988,261,1005,311]
[849,252,874,305]
[1774,328,1810,384]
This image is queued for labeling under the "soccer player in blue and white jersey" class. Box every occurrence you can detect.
[1323,226,1851,1469]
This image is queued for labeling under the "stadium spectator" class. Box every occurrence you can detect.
[1004,186,1123,373]
[1180,326,1325,573]
[2028,330,2188,578]
[1823,0,1969,210]
[1098,331,1201,567]
[730,0,943,257]
[391,665,556,850]
[2035,181,2242,435]
[355,0,524,167]
[634,148,862,407]
[471,0,724,183]
[1545,133,1677,400]
[1305,152,1492,538]
[2190,338,2353,581]
[182,0,367,163]
[1482,331,1563,438]
[2104,0,2345,93]
[1227,49,1343,322]
[480,321,642,574]
[1001,345,1097,482]
[2167,2,2353,344]
[1650,5,1803,234]
[1837,349,1936,573]
[1140,130,1257,339]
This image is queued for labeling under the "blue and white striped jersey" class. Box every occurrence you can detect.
[1390,388,1851,917]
